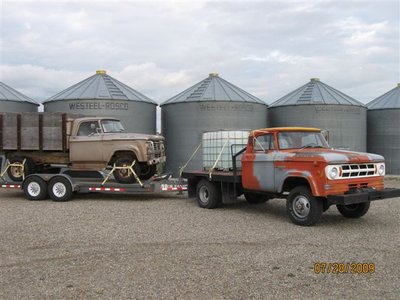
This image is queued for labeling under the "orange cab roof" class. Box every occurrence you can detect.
[251,127,321,135]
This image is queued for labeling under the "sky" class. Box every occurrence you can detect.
[0,0,399,106]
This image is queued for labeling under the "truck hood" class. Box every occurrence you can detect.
[103,132,165,141]
[282,148,384,164]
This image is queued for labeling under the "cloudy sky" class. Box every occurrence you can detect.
[1,0,399,105]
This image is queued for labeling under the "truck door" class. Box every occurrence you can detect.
[69,121,104,167]
[242,133,276,191]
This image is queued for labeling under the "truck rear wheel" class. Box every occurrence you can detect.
[196,179,221,209]
[48,176,73,202]
[113,157,140,184]
[244,193,270,204]
[337,202,370,218]
[287,186,323,226]
[7,157,36,182]
[23,176,48,201]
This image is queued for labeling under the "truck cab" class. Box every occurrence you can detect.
[242,127,385,196]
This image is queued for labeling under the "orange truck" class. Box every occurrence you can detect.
[182,127,400,226]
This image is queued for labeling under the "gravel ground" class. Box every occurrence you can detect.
[1,178,400,299]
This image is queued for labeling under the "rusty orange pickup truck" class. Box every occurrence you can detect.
[182,127,400,226]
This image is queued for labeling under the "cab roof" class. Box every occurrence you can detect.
[251,127,321,136]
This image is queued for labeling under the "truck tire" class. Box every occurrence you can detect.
[244,193,270,204]
[23,176,48,201]
[138,164,157,180]
[7,157,36,182]
[337,202,370,218]
[287,186,323,226]
[113,157,140,184]
[48,176,73,202]
[196,179,221,209]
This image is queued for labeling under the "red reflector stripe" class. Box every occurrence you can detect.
[160,186,187,191]
[1,184,21,189]
[88,187,126,192]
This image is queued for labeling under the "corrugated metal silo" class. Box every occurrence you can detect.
[161,73,268,176]
[269,78,367,152]
[367,83,400,174]
[43,70,157,134]
[0,81,39,112]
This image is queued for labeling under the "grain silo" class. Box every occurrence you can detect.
[0,81,39,112]
[367,83,400,174]
[269,78,367,152]
[43,70,157,134]
[161,73,268,176]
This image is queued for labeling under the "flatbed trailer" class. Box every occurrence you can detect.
[0,171,187,202]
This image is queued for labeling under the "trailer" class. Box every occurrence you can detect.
[0,157,186,202]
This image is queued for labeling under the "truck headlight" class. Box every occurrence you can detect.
[325,165,340,180]
[147,141,154,150]
[376,163,385,176]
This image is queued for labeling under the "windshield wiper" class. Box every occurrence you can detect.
[300,144,325,150]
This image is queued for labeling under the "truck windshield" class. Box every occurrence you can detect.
[101,120,125,133]
[278,131,329,150]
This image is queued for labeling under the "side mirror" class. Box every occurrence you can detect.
[96,128,102,134]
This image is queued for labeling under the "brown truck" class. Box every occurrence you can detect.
[0,113,165,183]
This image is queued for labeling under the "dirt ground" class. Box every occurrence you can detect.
[1,178,399,299]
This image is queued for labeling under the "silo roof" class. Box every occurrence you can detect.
[161,73,266,105]
[367,83,400,110]
[0,81,39,105]
[270,78,365,107]
[43,70,156,104]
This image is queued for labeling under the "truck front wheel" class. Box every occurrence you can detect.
[138,164,157,180]
[196,179,221,209]
[337,202,370,218]
[287,186,323,226]
[113,157,140,184]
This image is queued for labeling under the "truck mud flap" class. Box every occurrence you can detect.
[327,188,400,206]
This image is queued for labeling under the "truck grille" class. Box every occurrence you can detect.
[153,142,162,151]
[152,141,164,158]
[341,164,375,178]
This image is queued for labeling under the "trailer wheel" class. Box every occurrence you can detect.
[337,202,370,218]
[7,157,36,182]
[196,179,221,209]
[48,176,73,202]
[113,157,140,184]
[244,193,270,204]
[286,186,323,226]
[23,176,48,201]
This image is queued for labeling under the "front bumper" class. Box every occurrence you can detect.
[327,188,400,206]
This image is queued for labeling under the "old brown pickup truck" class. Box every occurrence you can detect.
[0,113,165,183]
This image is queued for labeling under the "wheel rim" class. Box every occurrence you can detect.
[27,182,41,197]
[11,166,23,178]
[53,182,67,198]
[118,163,132,178]
[199,186,209,204]
[292,195,311,218]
